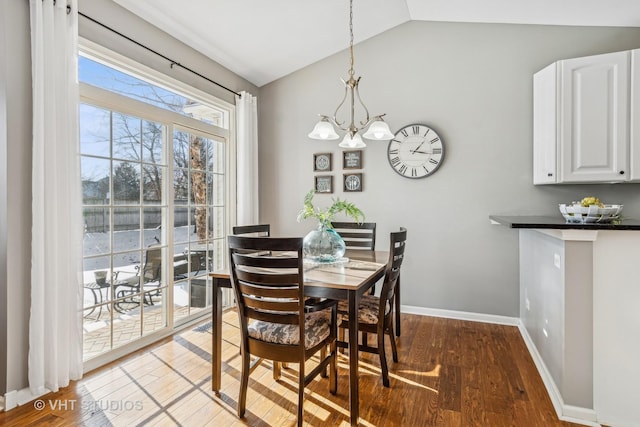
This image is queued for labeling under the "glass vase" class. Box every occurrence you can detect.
[303,222,346,263]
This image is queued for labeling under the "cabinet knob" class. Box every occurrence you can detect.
[547,172,553,177]
[619,171,625,175]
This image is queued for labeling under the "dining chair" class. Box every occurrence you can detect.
[332,221,377,298]
[337,227,407,387]
[332,221,378,347]
[330,221,376,251]
[232,223,270,237]
[228,235,338,425]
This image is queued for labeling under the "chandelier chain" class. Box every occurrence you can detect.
[348,0,354,78]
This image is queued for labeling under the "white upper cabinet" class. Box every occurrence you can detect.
[533,50,640,184]
[631,50,640,182]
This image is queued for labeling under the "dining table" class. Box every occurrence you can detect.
[209,249,389,426]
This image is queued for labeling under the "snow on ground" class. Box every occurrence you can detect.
[83,225,198,271]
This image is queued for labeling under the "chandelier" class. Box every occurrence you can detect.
[308,0,393,148]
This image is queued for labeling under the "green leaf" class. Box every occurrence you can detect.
[297,188,365,225]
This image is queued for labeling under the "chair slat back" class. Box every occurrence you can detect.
[143,246,162,282]
[232,224,271,237]
[228,236,305,329]
[330,222,376,250]
[379,227,407,312]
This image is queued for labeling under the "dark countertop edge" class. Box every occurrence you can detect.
[489,215,640,231]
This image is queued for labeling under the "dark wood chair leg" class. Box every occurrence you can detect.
[378,326,390,387]
[297,366,305,427]
[395,275,401,336]
[238,349,250,418]
[329,341,337,394]
[273,361,282,380]
[320,347,328,378]
[389,322,399,363]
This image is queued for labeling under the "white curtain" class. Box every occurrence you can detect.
[28,0,83,395]
[236,91,259,225]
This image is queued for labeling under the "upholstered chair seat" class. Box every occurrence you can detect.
[337,296,390,325]
[248,310,331,348]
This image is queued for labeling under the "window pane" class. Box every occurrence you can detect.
[113,207,141,252]
[143,207,164,246]
[143,287,167,335]
[190,170,206,205]
[211,140,225,173]
[80,104,110,157]
[81,157,110,205]
[112,113,141,161]
[174,207,190,245]
[173,130,190,170]
[113,250,142,278]
[208,173,224,206]
[142,164,164,204]
[211,207,224,239]
[189,135,206,172]
[83,208,111,255]
[113,161,141,204]
[142,119,165,165]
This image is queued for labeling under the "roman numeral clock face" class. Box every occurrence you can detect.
[387,124,444,179]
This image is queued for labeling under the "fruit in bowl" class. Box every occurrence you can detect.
[558,198,623,223]
[580,196,604,208]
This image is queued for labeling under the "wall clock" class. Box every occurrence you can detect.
[387,124,444,179]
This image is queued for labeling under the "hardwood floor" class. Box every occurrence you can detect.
[0,310,582,426]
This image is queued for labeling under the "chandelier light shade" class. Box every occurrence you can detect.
[362,119,395,140]
[309,0,392,147]
[308,117,340,140]
[338,132,366,148]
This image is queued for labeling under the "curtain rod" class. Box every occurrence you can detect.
[78,11,242,98]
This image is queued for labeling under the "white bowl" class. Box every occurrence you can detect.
[558,204,623,223]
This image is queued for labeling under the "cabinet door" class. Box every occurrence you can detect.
[559,51,629,182]
[631,50,640,182]
[533,63,558,184]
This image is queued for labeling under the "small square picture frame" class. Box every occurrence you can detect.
[314,175,333,194]
[343,150,362,169]
[343,173,363,192]
[313,152,332,172]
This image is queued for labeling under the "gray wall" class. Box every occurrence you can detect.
[519,230,593,408]
[258,21,640,317]
[0,0,8,397]
[1,0,32,396]
[0,0,256,395]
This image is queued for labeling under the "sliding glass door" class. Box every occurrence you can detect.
[79,53,231,365]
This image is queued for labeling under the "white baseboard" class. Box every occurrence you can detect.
[401,305,599,427]
[3,387,50,411]
[401,305,520,326]
[517,324,599,427]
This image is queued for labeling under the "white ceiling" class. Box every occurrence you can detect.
[113,0,640,87]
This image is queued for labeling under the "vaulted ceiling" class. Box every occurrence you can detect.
[113,0,640,87]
